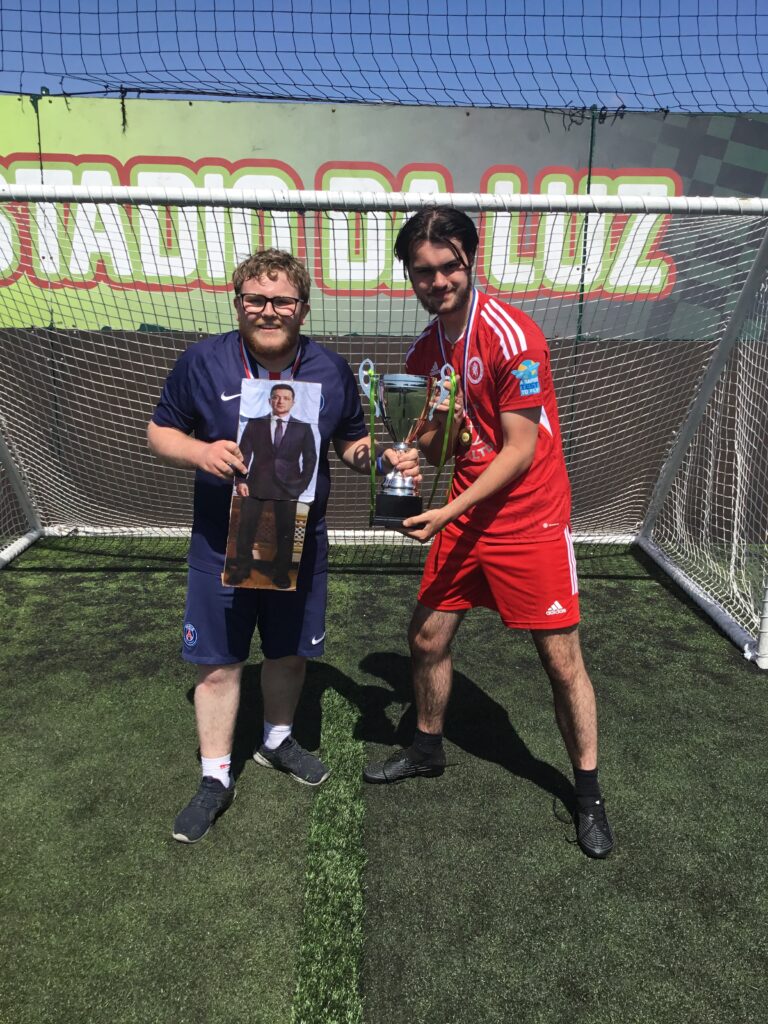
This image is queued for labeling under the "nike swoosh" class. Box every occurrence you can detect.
[311,633,326,646]
[220,392,241,402]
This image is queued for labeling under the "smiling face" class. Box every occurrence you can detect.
[234,270,310,370]
[407,238,473,339]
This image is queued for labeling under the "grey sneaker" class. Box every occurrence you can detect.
[172,776,235,844]
[253,737,330,787]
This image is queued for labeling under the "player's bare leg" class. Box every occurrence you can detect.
[254,655,329,787]
[261,655,307,725]
[409,604,465,733]
[172,662,241,843]
[531,626,614,858]
[194,662,244,758]
[530,626,597,769]
[363,604,464,783]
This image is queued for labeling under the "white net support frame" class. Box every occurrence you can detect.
[1,186,767,668]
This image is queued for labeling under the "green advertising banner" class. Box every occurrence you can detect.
[1,96,767,332]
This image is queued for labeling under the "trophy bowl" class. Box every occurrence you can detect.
[359,360,452,528]
[375,372,430,525]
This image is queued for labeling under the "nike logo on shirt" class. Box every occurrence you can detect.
[220,392,241,402]
[311,633,326,646]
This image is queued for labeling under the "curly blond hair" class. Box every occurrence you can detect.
[231,249,311,302]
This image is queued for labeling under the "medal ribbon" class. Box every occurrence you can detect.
[238,335,303,380]
[435,287,486,461]
[436,288,479,442]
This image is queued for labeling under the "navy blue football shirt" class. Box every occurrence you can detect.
[152,330,367,574]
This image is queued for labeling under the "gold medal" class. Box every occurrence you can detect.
[458,414,473,447]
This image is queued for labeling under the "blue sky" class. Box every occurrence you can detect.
[0,0,766,112]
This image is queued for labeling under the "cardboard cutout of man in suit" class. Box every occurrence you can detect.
[232,383,317,587]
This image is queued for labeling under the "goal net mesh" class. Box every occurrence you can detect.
[648,279,768,641]
[0,192,766,650]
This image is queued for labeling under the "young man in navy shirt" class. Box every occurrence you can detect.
[149,248,419,844]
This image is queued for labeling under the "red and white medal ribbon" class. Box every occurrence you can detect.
[238,335,303,381]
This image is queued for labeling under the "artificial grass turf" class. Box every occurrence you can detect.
[1,540,371,1024]
[3,542,767,1024]
[352,552,767,1024]
[290,685,365,1024]
[0,565,314,1024]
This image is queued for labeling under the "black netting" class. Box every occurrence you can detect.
[0,0,766,113]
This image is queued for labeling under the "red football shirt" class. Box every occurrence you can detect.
[405,289,572,539]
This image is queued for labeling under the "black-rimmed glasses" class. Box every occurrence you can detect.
[237,293,302,315]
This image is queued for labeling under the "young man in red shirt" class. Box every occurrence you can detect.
[363,207,614,859]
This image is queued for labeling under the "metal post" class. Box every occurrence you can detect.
[0,429,43,566]
[756,583,768,670]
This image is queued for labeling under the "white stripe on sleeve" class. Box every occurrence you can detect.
[480,307,515,360]
[486,298,529,353]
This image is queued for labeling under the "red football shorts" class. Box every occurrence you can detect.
[418,524,580,629]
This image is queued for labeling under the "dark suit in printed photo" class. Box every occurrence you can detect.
[230,382,317,588]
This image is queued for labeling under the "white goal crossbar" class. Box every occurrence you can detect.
[3,185,768,215]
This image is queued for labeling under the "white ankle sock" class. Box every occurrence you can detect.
[201,754,231,788]
[263,721,292,750]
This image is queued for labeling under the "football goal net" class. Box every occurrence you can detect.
[0,184,767,668]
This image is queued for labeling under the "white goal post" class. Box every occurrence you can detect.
[0,184,767,668]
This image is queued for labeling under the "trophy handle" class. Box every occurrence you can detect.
[428,363,456,421]
[403,367,452,444]
[358,358,381,416]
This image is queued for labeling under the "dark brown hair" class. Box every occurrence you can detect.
[270,383,295,398]
[394,206,479,269]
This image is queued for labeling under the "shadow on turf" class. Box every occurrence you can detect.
[186,657,576,817]
[354,652,577,815]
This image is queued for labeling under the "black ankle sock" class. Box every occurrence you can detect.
[413,728,443,754]
[574,767,602,808]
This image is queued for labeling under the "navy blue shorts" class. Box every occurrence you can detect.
[181,566,328,664]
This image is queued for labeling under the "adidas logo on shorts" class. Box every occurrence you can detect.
[546,600,567,616]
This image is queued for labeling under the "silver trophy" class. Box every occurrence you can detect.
[359,359,453,527]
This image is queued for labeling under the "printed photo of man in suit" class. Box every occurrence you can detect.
[229,383,317,588]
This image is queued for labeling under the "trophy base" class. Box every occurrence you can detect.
[372,492,423,528]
